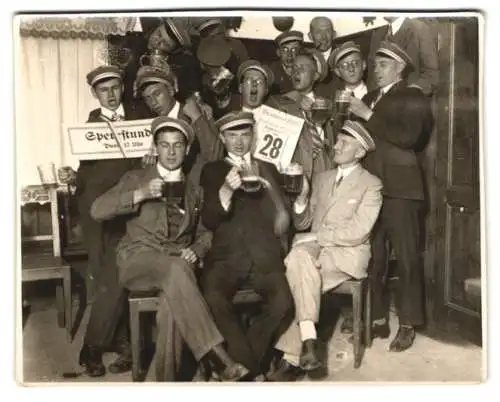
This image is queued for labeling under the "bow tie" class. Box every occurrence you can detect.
[111,112,124,121]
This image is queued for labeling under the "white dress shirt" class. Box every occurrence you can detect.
[157,163,183,182]
[294,164,360,214]
[370,79,401,109]
[100,104,125,120]
[346,81,368,100]
[322,48,333,64]
[167,101,181,118]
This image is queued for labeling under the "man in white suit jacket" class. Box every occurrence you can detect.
[269,120,383,381]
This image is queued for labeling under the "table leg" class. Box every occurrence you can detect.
[56,283,64,328]
[63,268,72,342]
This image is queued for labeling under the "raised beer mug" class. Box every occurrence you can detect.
[239,162,262,193]
[162,179,185,206]
[139,49,170,69]
[281,163,304,195]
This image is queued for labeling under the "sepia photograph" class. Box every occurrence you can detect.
[13,8,485,385]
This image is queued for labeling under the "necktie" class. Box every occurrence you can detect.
[111,112,123,121]
[370,90,384,109]
[335,174,344,188]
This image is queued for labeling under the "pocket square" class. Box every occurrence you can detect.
[347,199,358,204]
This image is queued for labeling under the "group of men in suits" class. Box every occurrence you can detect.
[56,15,436,382]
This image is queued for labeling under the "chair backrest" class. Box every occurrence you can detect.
[20,185,62,257]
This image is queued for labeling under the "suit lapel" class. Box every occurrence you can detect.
[175,179,197,240]
[318,167,363,224]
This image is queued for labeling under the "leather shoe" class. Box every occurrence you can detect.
[267,359,305,382]
[219,363,250,382]
[108,352,132,374]
[79,344,105,377]
[348,322,390,343]
[389,326,416,352]
[299,339,322,371]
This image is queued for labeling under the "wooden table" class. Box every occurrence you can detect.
[22,253,72,341]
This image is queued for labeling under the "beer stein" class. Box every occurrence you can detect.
[162,179,185,206]
[334,89,352,126]
[239,162,262,193]
[281,163,304,195]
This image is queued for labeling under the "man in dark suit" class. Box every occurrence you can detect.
[58,65,141,376]
[269,30,304,95]
[367,17,438,96]
[349,41,434,352]
[200,111,294,380]
[135,66,224,183]
[269,52,336,182]
[90,116,249,382]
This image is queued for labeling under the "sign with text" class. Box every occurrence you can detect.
[66,119,154,160]
[252,105,304,170]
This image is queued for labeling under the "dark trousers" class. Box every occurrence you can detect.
[119,250,224,381]
[371,197,425,327]
[202,266,294,375]
[79,205,129,349]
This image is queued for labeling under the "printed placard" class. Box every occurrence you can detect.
[65,119,154,160]
[252,105,304,170]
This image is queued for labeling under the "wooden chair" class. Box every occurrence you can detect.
[128,288,262,381]
[330,277,372,368]
[22,253,72,341]
[21,185,73,341]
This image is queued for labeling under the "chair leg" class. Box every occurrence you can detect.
[56,282,64,329]
[352,284,362,369]
[364,280,373,348]
[129,301,141,382]
[63,268,72,342]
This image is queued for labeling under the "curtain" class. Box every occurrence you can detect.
[16,36,108,186]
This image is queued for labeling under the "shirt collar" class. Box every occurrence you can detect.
[322,48,332,63]
[346,81,367,99]
[156,163,183,182]
[167,101,181,118]
[242,105,262,113]
[391,17,406,35]
[101,104,125,120]
[381,79,401,95]
[305,92,315,101]
[227,152,252,167]
[336,164,360,181]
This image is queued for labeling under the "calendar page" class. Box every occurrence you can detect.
[252,105,304,171]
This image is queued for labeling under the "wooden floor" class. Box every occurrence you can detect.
[18,284,483,384]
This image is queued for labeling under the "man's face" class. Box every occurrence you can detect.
[383,17,397,23]
[277,41,301,67]
[220,126,254,157]
[334,53,366,86]
[92,78,123,111]
[240,69,267,109]
[373,56,405,88]
[148,25,178,53]
[333,133,365,165]
[141,82,176,116]
[291,55,318,92]
[310,19,334,52]
[156,130,188,170]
